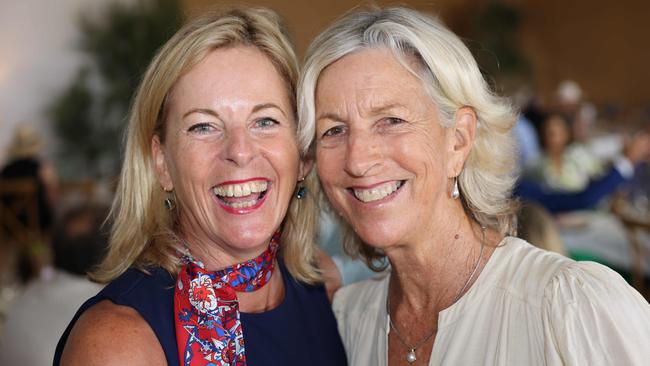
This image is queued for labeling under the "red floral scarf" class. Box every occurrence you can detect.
[174,232,280,365]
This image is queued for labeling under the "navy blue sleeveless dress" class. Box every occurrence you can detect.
[53,264,347,365]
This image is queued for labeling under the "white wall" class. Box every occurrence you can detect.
[0,0,133,163]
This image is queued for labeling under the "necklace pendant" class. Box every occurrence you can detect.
[406,349,417,363]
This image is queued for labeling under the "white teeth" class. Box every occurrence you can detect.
[229,199,258,209]
[353,181,402,202]
[242,184,251,196]
[213,181,268,198]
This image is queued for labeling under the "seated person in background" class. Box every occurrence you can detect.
[1,124,60,283]
[525,114,604,192]
[517,130,650,214]
[1,123,59,234]
[0,204,108,366]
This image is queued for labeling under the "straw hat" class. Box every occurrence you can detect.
[7,124,44,159]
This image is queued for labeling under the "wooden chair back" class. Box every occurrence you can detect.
[0,178,42,244]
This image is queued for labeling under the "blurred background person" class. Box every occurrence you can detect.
[525,113,603,192]
[0,204,108,366]
[1,123,60,286]
[554,80,583,123]
[1,123,59,233]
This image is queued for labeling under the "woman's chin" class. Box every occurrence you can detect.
[225,230,276,251]
[353,225,405,250]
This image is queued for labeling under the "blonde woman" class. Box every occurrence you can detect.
[299,7,650,366]
[54,8,346,366]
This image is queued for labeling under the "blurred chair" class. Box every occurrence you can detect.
[0,178,50,284]
[612,196,650,297]
[0,178,42,243]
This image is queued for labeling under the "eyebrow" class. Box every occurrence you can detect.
[316,112,344,122]
[182,108,219,119]
[369,103,407,115]
[182,103,287,119]
[316,103,407,122]
[251,103,287,117]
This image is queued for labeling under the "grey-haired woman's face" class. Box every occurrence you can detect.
[314,48,458,249]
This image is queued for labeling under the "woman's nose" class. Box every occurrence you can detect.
[222,127,256,166]
[344,130,383,177]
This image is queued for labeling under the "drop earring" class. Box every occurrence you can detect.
[163,187,176,210]
[452,178,460,199]
[295,178,306,200]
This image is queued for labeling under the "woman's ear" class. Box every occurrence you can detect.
[447,106,477,177]
[299,157,315,179]
[151,135,173,191]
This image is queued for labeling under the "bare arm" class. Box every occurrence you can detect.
[60,300,166,366]
[315,249,343,302]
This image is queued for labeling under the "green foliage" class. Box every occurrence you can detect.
[469,1,530,90]
[50,0,181,178]
[49,69,98,174]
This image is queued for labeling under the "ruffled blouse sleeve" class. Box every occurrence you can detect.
[542,261,650,365]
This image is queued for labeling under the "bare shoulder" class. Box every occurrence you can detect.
[60,300,166,365]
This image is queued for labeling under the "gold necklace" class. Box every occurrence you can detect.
[386,228,486,363]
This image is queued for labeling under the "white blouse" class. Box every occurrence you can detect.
[332,237,650,365]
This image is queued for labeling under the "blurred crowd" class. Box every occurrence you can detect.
[512,81,650,269]
[0,125,111,364]
[0,79,649,364]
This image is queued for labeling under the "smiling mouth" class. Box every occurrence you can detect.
[348,180,405,203]
[213,180,269,209]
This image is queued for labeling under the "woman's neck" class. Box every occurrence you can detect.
[180,230,285,313]
[384,207,495,313]
[238,260,285,313]
[180,226,270,271]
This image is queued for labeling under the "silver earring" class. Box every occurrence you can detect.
[452,178,460,199]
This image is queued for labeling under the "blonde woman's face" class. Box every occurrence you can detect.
[314,49,460,249]
[152,46,302,263]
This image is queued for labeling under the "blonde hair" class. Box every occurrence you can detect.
[298,6,518,269]
[95,7,321,283]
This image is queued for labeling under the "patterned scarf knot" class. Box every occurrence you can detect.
[174,232,280,366]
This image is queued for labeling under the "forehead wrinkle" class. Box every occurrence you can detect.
[316,50,430,123]
[353,84,427,122]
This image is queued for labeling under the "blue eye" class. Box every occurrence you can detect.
[187,123,214,134]
[255,118,279,128]
[323,125,346,137]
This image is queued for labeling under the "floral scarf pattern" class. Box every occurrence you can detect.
[174,232,280,365]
